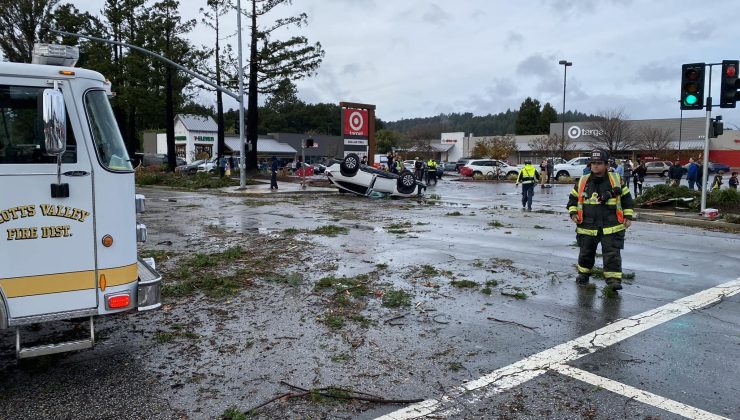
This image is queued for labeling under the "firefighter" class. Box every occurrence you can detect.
[567,149,634,292]
[515,159,540,211]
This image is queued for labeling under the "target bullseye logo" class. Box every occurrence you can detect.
[567,126,582,139]
[343,108,369,136]
[349,111,364,131]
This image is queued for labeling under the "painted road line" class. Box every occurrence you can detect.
[377,278,740,419]
[553,365,730,420]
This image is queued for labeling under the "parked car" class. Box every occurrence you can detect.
[135,153,186,167]
[644,161,672,177]
[708,161,731,173]
[295,162,315,177]
[440,161,457,172]
[455,157,474,172]
[325,153,424,197]
[177,159,206,175]
[460,159,518,178]
[553,156,591,180]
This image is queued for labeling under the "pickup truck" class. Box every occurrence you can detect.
[553,156,591,180]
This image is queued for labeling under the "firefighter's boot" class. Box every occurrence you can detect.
[575,274,590,285]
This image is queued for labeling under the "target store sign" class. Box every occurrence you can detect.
[343,109,369,137]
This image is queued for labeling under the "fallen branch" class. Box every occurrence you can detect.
[384,313,408,324]
[487,317,537,331]
[244,381,425,414]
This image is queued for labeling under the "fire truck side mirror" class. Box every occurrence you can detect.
[42,89,67,156]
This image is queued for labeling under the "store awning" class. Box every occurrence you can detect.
[225,137,297,155]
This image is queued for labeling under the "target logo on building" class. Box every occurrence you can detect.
[567,126,582,139]
[343,108,369,137]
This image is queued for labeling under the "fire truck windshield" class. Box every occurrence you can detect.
[84,89,132,171]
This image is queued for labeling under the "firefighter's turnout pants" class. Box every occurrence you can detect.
[576,228,625,282]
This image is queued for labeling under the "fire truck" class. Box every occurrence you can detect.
[0,44,161,358]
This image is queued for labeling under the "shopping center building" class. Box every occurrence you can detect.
[441,117,740,166]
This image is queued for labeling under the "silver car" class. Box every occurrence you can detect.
[644,161,672,177]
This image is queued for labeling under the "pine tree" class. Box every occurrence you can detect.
[539,102,558,134]
[231,0,324,171]
[515,97,542,135]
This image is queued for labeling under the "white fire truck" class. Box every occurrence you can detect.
[0,44,161,358]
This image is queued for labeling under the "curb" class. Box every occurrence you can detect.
[637,211,740,232]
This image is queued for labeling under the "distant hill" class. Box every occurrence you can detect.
[384,110,601,137]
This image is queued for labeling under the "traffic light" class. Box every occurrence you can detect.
[719,60,740,108]
[680,63,705,110]
[710,116,723,138]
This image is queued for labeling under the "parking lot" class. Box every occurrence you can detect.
[0,176,738,419]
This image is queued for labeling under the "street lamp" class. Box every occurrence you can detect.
[558,60,572,180]
[558,60,573,144]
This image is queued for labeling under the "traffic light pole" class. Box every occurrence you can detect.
[700,98,711,212]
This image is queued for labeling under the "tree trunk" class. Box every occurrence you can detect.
[215,11,225,177]
[166,67,175,172]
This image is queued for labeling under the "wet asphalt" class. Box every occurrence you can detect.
[0,174,738,419]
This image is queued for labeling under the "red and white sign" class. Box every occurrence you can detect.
[343,109,369,137]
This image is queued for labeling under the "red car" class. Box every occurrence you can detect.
[295,163,315,177]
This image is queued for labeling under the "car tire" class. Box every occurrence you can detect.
[397,170,416,194]
[557,170,569,180]
[340,153,360,177]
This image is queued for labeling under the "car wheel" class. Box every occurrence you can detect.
[660,170,667,177]
[340,153,360,177]
[397,170,416,194]
[556,170,569,180]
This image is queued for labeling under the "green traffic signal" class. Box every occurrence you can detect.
[680,63,705,110]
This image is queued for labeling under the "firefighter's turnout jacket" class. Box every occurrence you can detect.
[567,172,635,235]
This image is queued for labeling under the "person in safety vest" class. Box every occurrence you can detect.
[567,149,634,292]
[515,160,540,211]
[426,159,438,185]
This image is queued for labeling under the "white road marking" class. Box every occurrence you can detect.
[553,365,730,420]
[377,278,740,419]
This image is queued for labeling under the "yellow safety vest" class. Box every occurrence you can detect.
[576,173,624,224]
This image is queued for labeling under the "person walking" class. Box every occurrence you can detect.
[711,173,723,191]
[539,159,547,187]
[426,158,438,185]
[623,159,633,189]
[414,158,424,181]
[567,149,634,293]
[668,160,684,187]
[686,157,699,190]
[729,172,738,190]
[516,159,540,211]
[546,159,554,184]
[696,162,704,191]
[633,161,647,196]
[270,155,279,190]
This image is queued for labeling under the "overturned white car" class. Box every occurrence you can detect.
[325,153,425,197]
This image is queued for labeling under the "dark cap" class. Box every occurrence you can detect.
[590,149,609,163]
[524,159,532,164]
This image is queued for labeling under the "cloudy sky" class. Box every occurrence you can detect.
[80,0,740,127]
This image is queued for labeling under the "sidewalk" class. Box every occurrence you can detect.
[221,178,337,195]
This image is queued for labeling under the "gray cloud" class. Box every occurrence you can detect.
[680,22,715,42]
[637,62,675,83]
[421,4,450,26]
[516,54,558,79]
[505,31,524,48]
